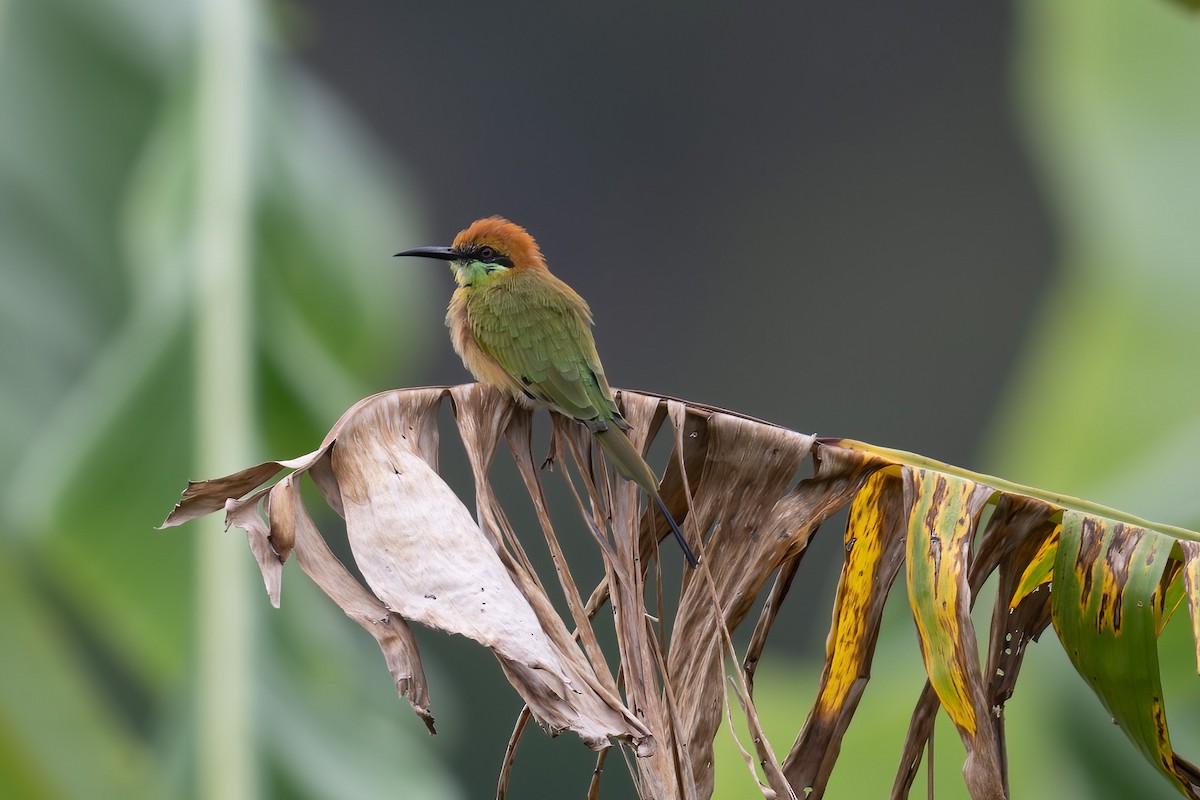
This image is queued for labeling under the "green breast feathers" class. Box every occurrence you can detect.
[467,272,620,425]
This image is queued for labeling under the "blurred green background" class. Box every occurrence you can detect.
[1,0,1197,798]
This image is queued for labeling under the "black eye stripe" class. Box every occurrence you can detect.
[475,247,512,267]
[452,244,514,268]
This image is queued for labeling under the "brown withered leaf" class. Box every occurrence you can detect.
[163,385,1200,800]
[782,465,905,797]
[163,387,651,752]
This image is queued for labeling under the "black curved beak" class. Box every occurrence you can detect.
[393,246,460,261]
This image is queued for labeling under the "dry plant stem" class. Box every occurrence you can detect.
[642,613,698,799]
[496,708,532,800]
[704,568,793,799]
[927,726,935,800]
[588,747,610,800]
[617,734,647,800]
[504,410,612,679]
[891,684,942,800]
[723,677,773,796]
[743,554,803,695]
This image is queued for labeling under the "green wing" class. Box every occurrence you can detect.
[470,272,620,424]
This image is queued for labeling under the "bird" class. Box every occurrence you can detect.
[395,216,699,569]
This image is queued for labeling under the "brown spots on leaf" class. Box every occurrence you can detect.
[923,475,949,534]
[1075,516,1106,608]
[1152,699,1171,767]
[1099,523,1140,633]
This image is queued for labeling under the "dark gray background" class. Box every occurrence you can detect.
[294,2,1053,795]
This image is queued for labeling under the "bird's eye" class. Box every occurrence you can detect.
[477,246,497,262]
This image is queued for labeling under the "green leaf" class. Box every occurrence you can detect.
[1052,511,1200,796]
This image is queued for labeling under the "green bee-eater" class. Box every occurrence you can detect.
[395,216,699,568]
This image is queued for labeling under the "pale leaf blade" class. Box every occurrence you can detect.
[331,390,650,751]
[903,468,1003,799]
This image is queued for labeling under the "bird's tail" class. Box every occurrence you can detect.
[593,426,700,568]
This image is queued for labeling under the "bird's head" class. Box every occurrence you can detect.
[395,216,547,288]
